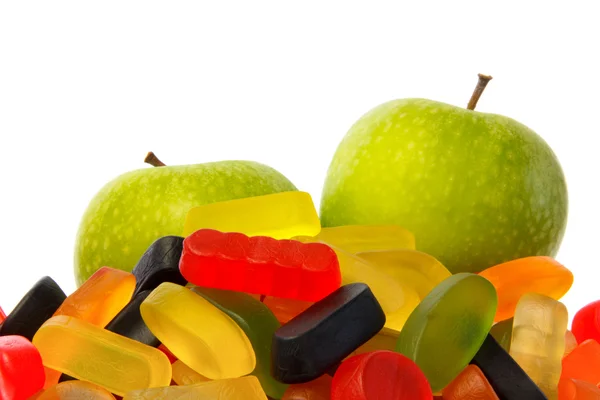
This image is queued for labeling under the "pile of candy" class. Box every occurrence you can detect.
[0,191,597,399]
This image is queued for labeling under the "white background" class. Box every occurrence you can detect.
[0,1,598,323]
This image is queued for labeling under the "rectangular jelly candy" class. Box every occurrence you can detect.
[180,229,341,302]
[182,191,321,239]
[301,225,415,253]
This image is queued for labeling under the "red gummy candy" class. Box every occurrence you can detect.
[0,306,5,324]
[158,344,178,364]
[332,350,433,400]
[572,300,600,344]
[180,229,341,302]
[562,339,600,385]
[0,335,45,400]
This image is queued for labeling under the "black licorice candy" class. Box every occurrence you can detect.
[131,236,187,296]
[105,289,160,347]
[0,276,66,341]
[471,334,548,400]
[271,283,385,384]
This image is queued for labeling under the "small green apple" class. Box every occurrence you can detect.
[320,75,567,274]
[74,153,297,286]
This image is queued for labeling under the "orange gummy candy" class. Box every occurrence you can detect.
[53,266,136,327]
[564,330,578,357]
[442,365,499,400]
[478,256,572,322]
[562,340,600,385]
[262,296,314,324]
[282,374,332,400]
[558,377,600,400]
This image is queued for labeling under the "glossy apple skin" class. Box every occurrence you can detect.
[74,161,297,286]
[320,98,567,274]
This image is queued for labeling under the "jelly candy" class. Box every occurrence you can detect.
[32,315,172,396]
[123,376,267,400]
[0,306,5,324]
[182,191,321,239]
[331,350,433,400]
[140,282,255,379]
[352,326,399,355]
[0,277,66,340]
[105,290,160,347]
[131,236,187,296]
[572,300,600,344]
[35,381,116,399]
[490,318,513,353]
[356,249,451,299]
[171,360,210,386]
[282,375,332,400]
[0,335,45,400]
[561,339,600,385]
[478,256,572,322]
[180,229,341,302]
[192,287,288,399]
[471,334,548,400]
[509,293,567,399]
[564,330,578,357]
[53,266,136,328]
[396,273,497,392]
[158,344,177,363]
[262,296,314,324]
[303,225,415,253]
[442,365,499,400]
[272,283,385,384]
[558,377,600,400]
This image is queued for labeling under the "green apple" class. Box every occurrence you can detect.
[74,154,297,286]
[320,76,567,274]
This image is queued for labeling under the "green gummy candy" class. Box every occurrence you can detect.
[395,273,497,392]
[191,287,288,399]
[490,318,513,353]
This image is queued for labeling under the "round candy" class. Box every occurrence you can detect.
[0,335,45,400]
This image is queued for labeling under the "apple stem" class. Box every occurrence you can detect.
[144,152,166,167]
[467,73,493,110]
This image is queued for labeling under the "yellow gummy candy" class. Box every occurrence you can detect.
[124,376,267,400]
[140,282,256,380]
[32,316,172,396]
[356,249,451,299]
[171,360,211,386]
[307,225,415,253]
[35,381,116,399]
[182,191,321,239]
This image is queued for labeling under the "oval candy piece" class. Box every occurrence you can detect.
[36,381,116,399]
[0,335,45,400]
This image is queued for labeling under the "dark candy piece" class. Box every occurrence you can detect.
[131,236,187,296]
[471,334,547,400]
[271,283,385,384]
[105,290,160,347]
[0,277,66,341]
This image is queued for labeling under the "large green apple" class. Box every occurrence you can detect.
[320,81,567,274]
[74,155,297,286]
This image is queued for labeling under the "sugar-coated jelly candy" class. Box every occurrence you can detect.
[478,256,572,322]
[572,300,600,344]
[304,225,415,253]
[558,377,600,400]
[471,334,548,400]
[105,290,160,347]
[140,282,255,379]
[272,283,385,384]
[53,266,136,328]
[123,376,267,400]
[561,339,600,385]
[509,293,567,399]
[332,350,433,400]
[564,330,578,357]
[180,229,341,302]
[262,296,314,324]
[35,381,116,399]
[131,236,187,296]
[32,316,172,396]
[396,273,497,392]
[490,318,513,353]
[356,249,451,299]
[171,360,210,386]
[282,375,332,400]
[192,287,288,399]
[0,335,45,400]
[442,365,499,400]
[0,277,66,341]
[182,191,321,239]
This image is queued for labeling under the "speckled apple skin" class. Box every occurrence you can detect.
[75,161,297,286]
[320,99,568,274]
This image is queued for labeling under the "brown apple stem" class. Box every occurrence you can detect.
[144,152,166,167]
[467,73,493,110]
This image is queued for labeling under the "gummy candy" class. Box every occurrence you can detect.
[272,283,385,384]
[0,306,5,324]
[180,229,341,302]
[282,375,332,400]
[105,290,160,347]
[331,350,433,400]
[489,318,513,353]
[262,296,314,324]
[140,282,255,379]
[171,360,210,386]
[564,330,578,357]
[561,339,600,385]
[396,273,497,392]
[442,365,498,400]
[32,315,172,396]
[558,377,600,400]
[304,225,415,253]
[572,300,600,344]
[352,326,399,355]
[35,381,116,399]
[0,335,45,400]
[182,191,321,239]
